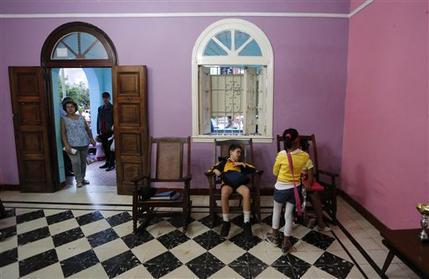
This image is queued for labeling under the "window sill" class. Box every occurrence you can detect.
[192,135,273,143]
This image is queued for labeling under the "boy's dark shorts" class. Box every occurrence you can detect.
[273,185,303,204]
[221,171,250,190]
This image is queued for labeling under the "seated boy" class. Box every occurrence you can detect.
[211,144,256,239]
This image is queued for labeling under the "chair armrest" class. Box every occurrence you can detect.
[319,169,338,178]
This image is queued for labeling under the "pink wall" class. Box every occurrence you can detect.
[341,0,429,229]
[0,3,349,188]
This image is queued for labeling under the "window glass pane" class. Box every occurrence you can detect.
[62,33,79,55]
[51,31,109,60]
[85,41,109,59]
[203,39,228,56]
[52,42,77,59]
[215,31,232,50]
[234,31,250,50]
[239,39,262,56]
[80,32,98,54]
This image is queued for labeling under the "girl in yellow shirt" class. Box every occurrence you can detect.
[267,128,313,252]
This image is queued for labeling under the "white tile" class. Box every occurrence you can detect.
[248,240,283,265]
[16,217,48,235]
[100,210,121,218]
[55,238,92,261]
[346,266,366,279]
[43,209,68,217]
[18,237,55,261]
[0,262,19,279]
[48,218,79,236]
[208,265,242,279]
[0,235,17,253]
[302,266,336,279]
[184,221,210,238]
[160,265,197,279]
[21,262,64,279]
[131,239,168,263]
[146,221,176,238]
[209,240,246,264]
[69,263,108,279]
[170,239,206,264]
[112,220,133,238]
[93,238,129,262]
[254,266,286,279]
[81,219,111,236]
[290,240,325,263]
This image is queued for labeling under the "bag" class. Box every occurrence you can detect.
[301,172,324,192]
[286,152,303,216]
[222,171,250,188]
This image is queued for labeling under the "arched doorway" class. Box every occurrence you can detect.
[9,22,148,194]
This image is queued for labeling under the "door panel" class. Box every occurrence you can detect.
[113,66,148,195]
[9,67,55,192]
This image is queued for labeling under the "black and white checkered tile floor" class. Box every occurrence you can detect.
[0,208,359,278]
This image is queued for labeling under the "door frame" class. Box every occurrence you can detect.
[41,22,119,192]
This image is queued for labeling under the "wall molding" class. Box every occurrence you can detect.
[0,0,374,19]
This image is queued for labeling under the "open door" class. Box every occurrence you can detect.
[9,67,56,192]
[113,66,148,195]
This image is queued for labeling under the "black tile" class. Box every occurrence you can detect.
[301,230,335,250]
[87,228,119,248]
[157,229,189,250]
[122,230,154,249]
[193,230,225,250]
[230,231,262,251]
[229,252,268,279]
[46,210,74,225]
[52,227,84,247]
[0,225,17,240]
[272,253,311,278]
[75,211,104,226]
[0,248,18,268]
[102,250,141,278]
[0,208,15,219]
[186,252,225,279]
[19,249,58,277]
[18,226,50,246]
[231,215,257,227]
[60,249,99,278]
[313,251,354,279]
[16,209,44,224]
[167,216,195,228]
[144,251,182,278]
[199,214,222,228]
[106,211,132,227]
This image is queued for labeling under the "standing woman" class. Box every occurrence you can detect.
[61,100,96,188]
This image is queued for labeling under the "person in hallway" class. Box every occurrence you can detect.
[97,92,114,171]
[61,100,96,188]
[61,96,74,177]
[211,144,256,240]
[266,128,313,253]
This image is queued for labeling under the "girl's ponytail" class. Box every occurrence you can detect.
[282,128,298,151]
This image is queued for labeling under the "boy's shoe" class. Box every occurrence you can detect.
[99,163,109,169]
[220,221,231,237]
[76,182,83,188]
[243,222,253,240]
[266,231,281,247]
[282,237,293,253]
[82,179,90,185]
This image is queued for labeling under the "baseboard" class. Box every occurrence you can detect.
[0,184,20,191]
[337,189,388,233]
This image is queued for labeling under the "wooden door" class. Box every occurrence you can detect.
[9,67,55,192]
[113,66,148,195]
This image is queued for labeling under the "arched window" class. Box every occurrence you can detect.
[41,22,117,67]
[192,19,273,142]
